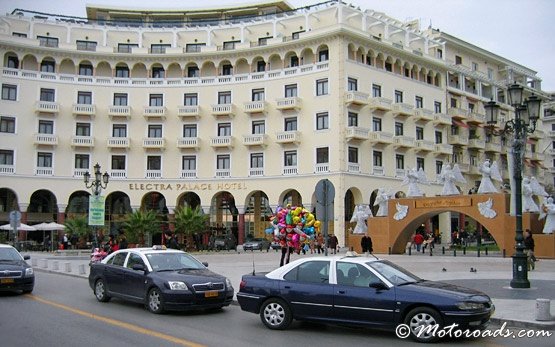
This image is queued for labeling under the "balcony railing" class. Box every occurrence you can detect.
[0,165,15,174]
[177,137,200,149]
[216,169,230,178]
[210,136,233,148]
[391,103,415,118]
[467,111,486,124]
[415,139,435,152]
[73,168,88,177]
[35,167,53,176]
[180,170,197,178]
[142,138,166,149]
[413,108,434,122]
[368,132,393,144]
[372,166,385,176]
[249,168,264,177]
[276,97,301,110]
[484,141,502,153]
[177,105,200,118]
[433,113,452,125]
[34,133,58,146]
[448,134,469,146]
[348,163,360,173]
[314,163,329,173]
[107,137,130,148]
[276,131,300,144]
[243,101,267,114]
[108,105,131,118]
[35,101,59,114]
[72,104,96,116]
[146,170,162,178]
[211,104,234,117]
[448,107,468,119]
[283,166,298,175]
[143,106,166,118]
[467,138,485,149]
[368,97,393,111]
[71,136,94,147]
[344,91,369,106]
[110,170,127,179]
[345,127,370,141]
[242,134,268,147]
[393,135,415,148]
[434,143,453,155]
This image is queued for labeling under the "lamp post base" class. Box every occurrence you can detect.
[510,252,530,288]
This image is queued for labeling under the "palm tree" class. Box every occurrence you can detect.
[64,215,91,248]
[123,210,159,246]
[174,206,208,242]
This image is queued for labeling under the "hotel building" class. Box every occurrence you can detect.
[0,0,549,246]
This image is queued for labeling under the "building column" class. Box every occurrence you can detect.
[459,213,465,234]
[19,203,29,223]
[439,212,452,245]
[238,213,245,245]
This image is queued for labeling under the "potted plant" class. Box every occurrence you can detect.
[173,206,208,251]
[122,210,159,247]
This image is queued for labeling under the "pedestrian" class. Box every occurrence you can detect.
[62,234,68,250]
[523,229,536,270]
[413,232,424,252]
[279,245,293,267]
[166,233,179,249]
[329,234,338,254]
[43,234,50,252]
[119,234,128,249]
[316,233,324,254]
[361,233,373,254]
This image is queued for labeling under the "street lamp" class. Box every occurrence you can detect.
[484,83,542,289]
[84,163,110,247]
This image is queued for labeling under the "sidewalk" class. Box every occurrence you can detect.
[26,249,555,330]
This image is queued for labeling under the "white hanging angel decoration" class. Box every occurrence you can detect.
[393,202,409,221]
[530,177,548,197]
[350,204,371,234]
[477,159,503,194]
[438,163,466,196]
[539,197,555,234]
[522,176,547,212]
[477,198,497,218]
[373,188,392,217]
[402,167,429,197]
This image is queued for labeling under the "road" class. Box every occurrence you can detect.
[0,272,552,347]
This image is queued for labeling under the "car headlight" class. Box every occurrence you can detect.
[225,278,233,290]
[167,281,188,291]
[25,268,34,277]
[456,302,485,310]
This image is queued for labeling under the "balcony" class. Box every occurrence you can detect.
[142,138,166,149]
[484,141,502,153]
[345,127,370,141]
[110,169,127,179]
[448,134,469,146]
[372,166,385,176]
[73,168,88,177]
[368,131,393,145]
[180,170,197,178]
[434,143,453,155]
[415,139,435,152]
[34,134,58,146]
[242,134,268,147]
[393,135,415,148]
[467,111,486,124]
[108,105,131,118]
[143,106,166,118]
[344,91,369,106]
[146,170,162,179]
[72,104,96,117]
[210,136,233,148]
[529,129,544,139]
[314,163,329,173]
[71,136,94,147]
[0,165,15,174]
[177,137,200,149]
[35,101,59,114]
[249,168,264,177]
[348,163,360,173]
[455,162,470,173]
[35,167,53,176]
[283,166,298,175]
[391,103,415,118]
[107,137,130,149]
[368,97,393,111]
[211,104,235,117]
[467,138,485,149]
[448,107,468,120]
[395,169,406,178]
[243,101,267,114]
[276,97,301,110]
[215,169,231,178]
[413,108,434,122]
[276,131,300,144]
[433,113,452,125]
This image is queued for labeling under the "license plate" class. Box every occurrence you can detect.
[1,278,14,284]
[204,291,218,298]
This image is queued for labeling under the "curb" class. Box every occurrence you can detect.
[485,318,555,331]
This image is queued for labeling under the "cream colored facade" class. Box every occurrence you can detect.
[0,1,548,245]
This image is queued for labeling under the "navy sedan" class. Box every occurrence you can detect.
[89,246,234,314]
[237,253,494,342]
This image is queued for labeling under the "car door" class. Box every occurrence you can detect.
[333,262,396,327]
[278,260,334,320]
[103,252,128,295]
[123,252,147,300]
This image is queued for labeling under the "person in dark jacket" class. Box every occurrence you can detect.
[523,229,535,270]
[361,234,373,254]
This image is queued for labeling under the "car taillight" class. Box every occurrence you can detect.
[240,280,247,290]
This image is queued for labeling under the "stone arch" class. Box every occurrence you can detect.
[77,60,93,75]
[393,58,403,75]
[300,47,314,65]
[59,58,75,74]
[141,191,169,244]
[316,44,329,62]
[366,48,376,66]
[130,62,147,78]
[176,192,201,209]
[150,62,165,78]
[166,62,182,78]
[40,56,57,72]
[251,56,266,72]
[96,61,112,77]
[201,61,217,77]
[280,189,302,207]
[210,191,238,240]
[27,189,58,222]
[21,54,38,71]
[267,53,282,70]
[355,46,365,63]
[243,191,272,240]
[66,190,90,215]
[0,188,19,218]
[234,58,249,74]
[3,51,19,68]
[346,43,356,60]
[105,191,132,235]
[375,53,385,69]
[218,59,233,75]
[284,50,299,68]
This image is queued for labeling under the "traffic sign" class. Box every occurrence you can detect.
[9,210,21,229]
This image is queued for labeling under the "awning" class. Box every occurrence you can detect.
[452,119,469,128]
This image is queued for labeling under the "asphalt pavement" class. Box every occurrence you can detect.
[24,247,555,331]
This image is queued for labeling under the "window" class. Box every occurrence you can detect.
[76,40,97,51]
[416,127,424,140]
[112,155,126,170]
[347,78,357,91]
[75,123,90,136]
[396,154,404,170]
[78,64,93,76]
[250,153,263,168]
[37,36,58,48]
[218,91,231,104]
[252,120,265,134]
[284,151,297,167]
[468,103,475,113]
[284,261,329,283]
[434,101,442,113]
[472,62,478,71]
[187,66,199,78]
[256,61,266,72]
[394,90,403,103]
[186,43,205,53]
[41,60,55,73]
[147,156,161,170]
[152,67,165,78]
[184,93,198,106]
[455,55,462,65]
[316,112,329,130]
[218,123,231,136]
[150,44,170,54]
[0,150,14,165]
[148,125,162,138]
[2,84,17,101]
[107,252,127,267]
[38,120,53,134]
[113,93,128,106]
[372,118,382,132]
[37,152,52,167]
[223,41,240,50]
[385,62,392,72]
[318,49,329,62]
[373,151,382,167]
[316,147,329,164]
[77,92,92,104]
[284,117,297,131]
[115,66,129,78]
[290,56,299,67]
[182,156,196,170]
[0,116,15,133]
[394,122,403,136]
[217,155,230,169]
[112,124,127,137]
[436,161,443,175]
[292,30,305,40]
[450,98,458,108]
[336,262,380,287]
[117,43,138,53]
[12,32,27,38]
[415,96,423,109]
[75,154,89,169]
[285,84,297,98]
[252,89,265,101]
[348,112,358,127]
[487,68,494,79]
[372,84,382,98]
[416,157,425,170]
[183,124,197,137]
[149,94,163,106]
[7,56,18,69]
[348,147,358,163]
[316,79,328,96]
[436,48,443,59]
[126,253,145,270]
[39,88,55,102]
[222,64,232,76]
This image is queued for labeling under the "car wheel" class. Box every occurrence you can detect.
[94,279,111,302]
[147,287,165,314]
[260,298,292,330]
[404,307,442,342]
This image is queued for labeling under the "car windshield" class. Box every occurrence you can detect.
[146,252,205,272]
[0,248,23,261]
[367,260,421,285]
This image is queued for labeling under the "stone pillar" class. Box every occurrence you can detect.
[439,212,452,245]
[238,213,245,245]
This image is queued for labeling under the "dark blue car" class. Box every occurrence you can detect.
[237,254,494,342]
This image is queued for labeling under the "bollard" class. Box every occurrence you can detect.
[477,248,480,257]
[78,264,86,275]
[64,262,71,273]
[453,249,456,257]
[40,259,48,268]
[408,246,411,256]
[502,249,506,258]
[53,260,59,270]
[388,247,391,255]
[442,246,445,255]
[463,247,466,255]
[535,299,554,321]
[31,258,37,267]
[485,247,488,256]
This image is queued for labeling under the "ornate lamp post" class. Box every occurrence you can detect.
[84,163,110,247]
[484,83,542,289]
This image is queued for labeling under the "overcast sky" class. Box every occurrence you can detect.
[2,0,553,91]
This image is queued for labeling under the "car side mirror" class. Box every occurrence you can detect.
[23,255,30,260]
[132,263,145,271]
[202,262,209,267]
[369,282,388,290]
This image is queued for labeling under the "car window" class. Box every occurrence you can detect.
[146,252,204,271]
[367,260,420,285]
[284,260,329,284]
[126,253,145,269]
[0,247,23,261]
[107,252,127,267]
[336,262,382,287]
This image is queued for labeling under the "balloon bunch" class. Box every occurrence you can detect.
[265,205,321,251]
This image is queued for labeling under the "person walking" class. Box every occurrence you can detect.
[361,233,373,254]
[316,233,324,254]
[329,234,338,254]
[413,232,424,252]
[523,229,536,270]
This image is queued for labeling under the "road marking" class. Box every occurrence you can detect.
[29,295,206,347]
